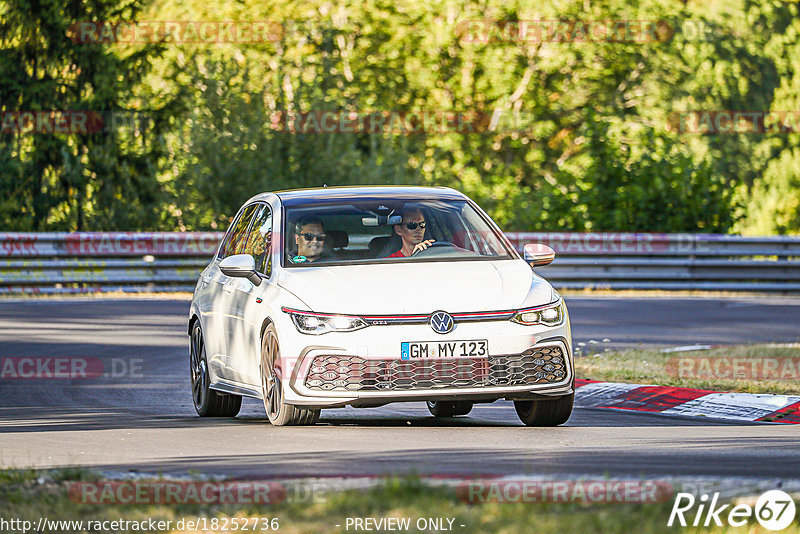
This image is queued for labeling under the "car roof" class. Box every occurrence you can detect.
[250,185,467,207]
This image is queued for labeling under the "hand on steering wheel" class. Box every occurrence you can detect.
[410,239,436,256]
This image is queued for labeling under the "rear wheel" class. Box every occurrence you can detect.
[426,400,473,417]
[514,393,573,426]
[261,324,320,426]
[190,322,242,417]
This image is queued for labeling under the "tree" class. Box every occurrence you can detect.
[0,0,181,230]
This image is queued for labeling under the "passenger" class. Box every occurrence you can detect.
[387,208,435,257]
[292,217,328,263]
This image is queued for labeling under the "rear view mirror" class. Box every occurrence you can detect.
[362,214,403,226]
[523,243,556,267]
[219,254,262,286]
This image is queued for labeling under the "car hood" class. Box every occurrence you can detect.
[276,260,554,315]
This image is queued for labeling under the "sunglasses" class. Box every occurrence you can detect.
[404,222,426,230]
[299,233,326,242]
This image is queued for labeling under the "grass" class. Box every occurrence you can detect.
[1,470,797,534]
[0,468,39,485]
[575,344,800,395]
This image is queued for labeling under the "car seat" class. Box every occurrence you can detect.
[325,230,349,254]
[369,234,403,257]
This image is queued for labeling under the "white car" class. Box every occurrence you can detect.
[188,186,574,426]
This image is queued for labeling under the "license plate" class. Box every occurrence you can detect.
[400,340,488,360]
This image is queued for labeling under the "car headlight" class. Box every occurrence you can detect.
[511,300,564,327]
[282,308,368,335]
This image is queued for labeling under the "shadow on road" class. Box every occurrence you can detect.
[84,441,800,479]
[0,403,762,434]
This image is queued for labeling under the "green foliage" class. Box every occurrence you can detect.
[1,0,799,233]
[169,56,420,230]
[743,147,800,234]
[575,117,737,232]
[0,0,182,230]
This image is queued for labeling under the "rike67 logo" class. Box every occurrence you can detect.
[669,490,796,530]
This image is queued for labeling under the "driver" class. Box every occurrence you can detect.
[292,217,328,263]
[387,208,435,257]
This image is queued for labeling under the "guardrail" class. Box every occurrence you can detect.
[1,232,799,293]
[508,233,800,292]
[0,233,219,294]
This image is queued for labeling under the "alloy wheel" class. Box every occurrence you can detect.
[190,325,207,410]
[261,329,282,421]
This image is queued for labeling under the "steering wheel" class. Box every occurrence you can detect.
[411,241,456,257]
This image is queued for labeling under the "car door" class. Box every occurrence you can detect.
[213,203,260,380]
[225,202,275,386]
[200,210,243,377]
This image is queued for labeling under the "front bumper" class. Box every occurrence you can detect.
[274,301,574,408]
[280,332,573,408]
[278,318,574,408]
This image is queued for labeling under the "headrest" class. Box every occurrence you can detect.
[368,236,391,255]
[326,230,349,248]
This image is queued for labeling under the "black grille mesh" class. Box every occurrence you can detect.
[304,346,567,391]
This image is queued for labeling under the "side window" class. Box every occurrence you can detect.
[244,204,273,277]
[216,213,241,260]
[220,204,259,259]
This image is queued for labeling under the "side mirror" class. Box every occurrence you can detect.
[219,254,262,286]
[523,243,555,267]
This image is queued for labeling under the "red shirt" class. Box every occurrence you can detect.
[387,249,407,258]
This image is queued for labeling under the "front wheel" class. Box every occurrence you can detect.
[261,324,320,426]
[190,322,242,417]
[426,400,473,417]
[514,393,573,426]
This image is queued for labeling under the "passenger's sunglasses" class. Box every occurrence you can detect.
[299,233,326,242]
[404,222,426,230]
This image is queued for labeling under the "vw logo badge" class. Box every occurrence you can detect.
[429,311,454,334]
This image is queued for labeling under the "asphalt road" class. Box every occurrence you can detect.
[0,296,799,481]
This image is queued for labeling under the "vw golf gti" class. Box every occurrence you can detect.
[188,186,574,426]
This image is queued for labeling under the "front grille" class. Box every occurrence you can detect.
[304,346,567,391]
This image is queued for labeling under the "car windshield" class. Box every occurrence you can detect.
[283,199,513,266]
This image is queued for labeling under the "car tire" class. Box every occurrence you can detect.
[513,393,573,427]
[426,400,473,417]
[261,324,320,426]
[190,322,242,417]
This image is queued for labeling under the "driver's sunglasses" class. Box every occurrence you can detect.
[299,233,326,242]
[405,222,426,230]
